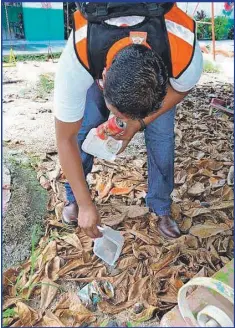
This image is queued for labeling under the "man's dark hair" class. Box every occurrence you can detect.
[103,44,168,119]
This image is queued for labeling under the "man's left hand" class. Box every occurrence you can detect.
[113,120,141,154]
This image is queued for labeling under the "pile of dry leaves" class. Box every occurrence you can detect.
[3,80,234,327]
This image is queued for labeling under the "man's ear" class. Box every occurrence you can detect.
[102,68,107,82]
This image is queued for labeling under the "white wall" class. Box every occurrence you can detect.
[22,2,63,10]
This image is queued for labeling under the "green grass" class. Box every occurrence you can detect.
[203,60,220,73]
[37,73,55,96]
[3,308,17,319]
[30,224,42,278]
[3,52,62,63]
[14,225,42,299]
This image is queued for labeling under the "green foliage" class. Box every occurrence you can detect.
[196,18,211,40]
[196,10,231,40]
[30,224,42,278]
[211,16,230,40]
[3,308,17,319]
[228,25,234,39]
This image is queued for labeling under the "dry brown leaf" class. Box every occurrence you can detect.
[170,275,184,290]
[57,258,84,277]
[125,229,157,245]
[47,219,64,228]
[110,187,133,195]
[42,310,65,327]
[55,292,95,326]
[60,233,83,250]
[12,302,41,327]
[127,206,149,218]
[96,177,105,192]
[175,170,187,185]
[199,168,213,177]
[118,256,138,270]
[179,217,192,233]
[197,159,223,171]
[133,244,160,259]
[113,274,129,304]
[171,203,181,220]
[21,269,44,300]
[158,286,178,304]
[55,202,64,221]
[112,271,129,287]
[101,213,126,227]
[98,173,114,199]
[3,315,18,327]
[188,182,205,196]
[210,200,234,210]
[47,190,59,211]
[213,185,234,201]
[128,276,149,301]
[132,159,146,168]
[37,240,57,270]
[151,249,179,272]
[77,232,93,252]
[3,297,19,310]
[98,299,136,314]
[3,268,19,288]
[183,207,210,218]
[46,256,61,281]
[40,278,60,311]
[190,223,230,238]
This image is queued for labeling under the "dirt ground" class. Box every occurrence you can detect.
[2,60,234,327]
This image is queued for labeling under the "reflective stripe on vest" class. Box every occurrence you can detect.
[73,10,89,69]
[73,4,195,78]
[165,3,195,77]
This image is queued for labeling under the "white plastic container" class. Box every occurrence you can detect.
[93,226,124,266]
[81,128,122,161]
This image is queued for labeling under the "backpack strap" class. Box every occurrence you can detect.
[76,2,174,23]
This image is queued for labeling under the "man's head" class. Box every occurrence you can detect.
[103,44,168,120]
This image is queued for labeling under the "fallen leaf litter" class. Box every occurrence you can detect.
[3,80,234,326]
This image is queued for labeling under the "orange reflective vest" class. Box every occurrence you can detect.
[73,3,196,79]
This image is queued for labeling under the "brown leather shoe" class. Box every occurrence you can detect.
[158,215,181,239]
[62,202,78,226]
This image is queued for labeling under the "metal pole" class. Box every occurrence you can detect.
[192,2,200,17]
[67,2,69,39]
[211,2,216,61]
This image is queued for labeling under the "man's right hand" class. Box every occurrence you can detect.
[78,203,103,239]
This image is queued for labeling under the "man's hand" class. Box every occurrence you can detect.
[78,203,103,239]
[114,120,141,154]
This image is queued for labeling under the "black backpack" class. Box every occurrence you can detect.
[75,2,174,22]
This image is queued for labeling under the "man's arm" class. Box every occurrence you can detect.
[55,118,102,238]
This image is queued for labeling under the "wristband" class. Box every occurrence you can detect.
[138,119,146,131]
